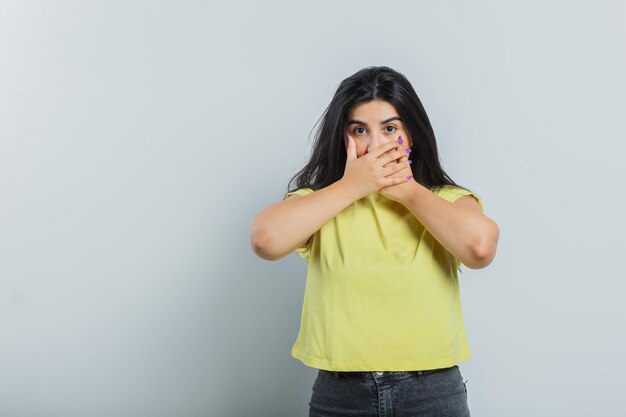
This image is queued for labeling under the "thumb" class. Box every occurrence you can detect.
[345,133,357,161]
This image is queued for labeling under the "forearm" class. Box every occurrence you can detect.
[400,182,489,268]
[250,179,359,260]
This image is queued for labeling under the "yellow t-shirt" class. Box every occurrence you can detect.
[283,184,485,371]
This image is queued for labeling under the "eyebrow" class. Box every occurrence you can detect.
[346,116,403,126]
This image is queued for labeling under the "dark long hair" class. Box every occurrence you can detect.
[286,65,474,196]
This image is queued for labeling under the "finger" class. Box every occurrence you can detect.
[398,142,409,162]
[371,138,403,160]
[395,137,405,164]
[395,135,413,163]
[345,133,357,161]
[382,174,412,188]
[397,146,405,164]
[382,135,406,162]
[390,141,411,164]
[382,147,408,167]
[384,154,413,175]
[383,150,402,168]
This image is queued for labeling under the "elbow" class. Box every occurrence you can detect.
[251,237,286,261]
[466,221,499,269]
[249,222,288,261]
[470,244,496,269]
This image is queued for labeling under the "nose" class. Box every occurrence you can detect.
[368,132,393,152]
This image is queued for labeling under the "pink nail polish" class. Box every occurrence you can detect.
[405,148,412,153]
[406,175,413,180]
[397,136,403,145]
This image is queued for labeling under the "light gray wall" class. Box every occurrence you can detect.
[1,1,624,416]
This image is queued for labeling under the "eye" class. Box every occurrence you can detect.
[385,125,397,133]
[352,127,366,135]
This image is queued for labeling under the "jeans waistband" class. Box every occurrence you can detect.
[327,365,456,380]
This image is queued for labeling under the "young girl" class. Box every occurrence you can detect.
[250,66,499,417]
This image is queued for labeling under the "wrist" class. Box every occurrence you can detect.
[400,180,425,206]
[334,177,365,203]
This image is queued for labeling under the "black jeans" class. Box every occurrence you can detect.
[309,365,470,417]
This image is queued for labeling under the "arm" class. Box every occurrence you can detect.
[250,179,359,261]
[399,182,499,269]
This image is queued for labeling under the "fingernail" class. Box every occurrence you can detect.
[408,159,412,164]
[397,136,403,145]
[405,148,412,153]
[406,175,413,180]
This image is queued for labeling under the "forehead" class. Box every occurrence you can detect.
[348,100,398,119]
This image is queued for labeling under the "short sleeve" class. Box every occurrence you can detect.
[282,187,316,261]
[283,187,315,201]
[435,185,484,213]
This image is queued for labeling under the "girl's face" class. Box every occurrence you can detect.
[344,99,412,157]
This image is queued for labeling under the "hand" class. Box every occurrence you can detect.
[378,135,414,203]
[341,133,412,200]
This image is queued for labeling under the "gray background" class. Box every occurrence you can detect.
[1,1,625,416]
